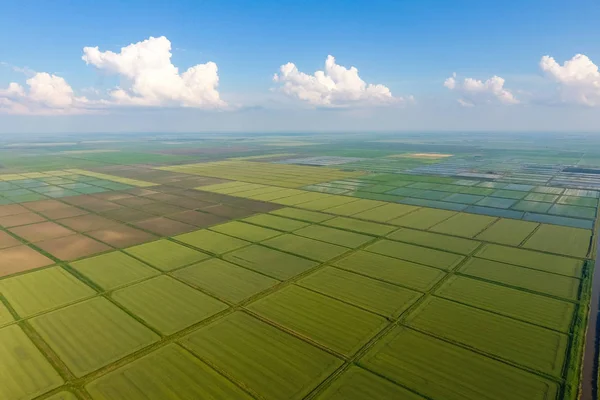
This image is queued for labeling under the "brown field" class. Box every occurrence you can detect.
[202,204,256,218]
[122,188,158,197]
[0,212,47,228]
[0,231,21,249]
[79,199,123,213]
[100,208,156,223]
[40,206,88,220]
[57,214,119,232]
[36,234,111,260]
[142,202,187,216]
[0,204,29,217]
[133,217,196,236]
[88,225,157,247]
[61,195,100,206]
[92,192,135,201]
[113,197,157,208]
[0,245,54,276]
[10,221,75,242]
[24,199,71,212]
[168,210,228,227]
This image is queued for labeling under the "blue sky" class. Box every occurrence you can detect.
[1,0,600,133]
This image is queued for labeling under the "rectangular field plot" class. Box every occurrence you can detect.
[243,214,310,231]
[293,225,375,248]
[124,239,210,271]
[0,302,14,327]
[321,216,396,236]
[522,224,592,258]
[173,258,279,303]
[321,199,385,216]
[181,311,343,400]
[429,213,497,238]
[557,195,598,208]
[406,297,568,377]
[30,297,159,377]
[270,207,334,223]
[174,230,250,255]
[295,196,359,211]
[388,207,456,229]
[476,244,584,277]
[224,245,318,280]
[333,251,445,291]
[70,251,159,291]
[112,276,227,335]
[475,219,539,246]
[87,344,252,400]
[0,266,96,318]
[315,365,424,400]
[353,203,418,222]
[46,392,78,400]
[210,221,281,242]
[298,267,421,318]
[366,239,464,270]
[248,285,388,356]
[262,234,350,262]
[548,204,596,219]
[359,327,558,400]
[460,257,580,300]
[387,228,480,255]
[0,324,64,400]
[435,276,575,332]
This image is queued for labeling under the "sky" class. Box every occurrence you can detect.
[1,0,600,133]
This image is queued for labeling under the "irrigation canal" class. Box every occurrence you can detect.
[581,231,600,400]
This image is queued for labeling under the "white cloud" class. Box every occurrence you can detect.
[273,55,405,107]
[82,36,226,109]
[444,72,519,106]
[540,54,600,106]
[0,72,89,115]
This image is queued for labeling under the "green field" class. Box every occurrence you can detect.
[0,133,597,399]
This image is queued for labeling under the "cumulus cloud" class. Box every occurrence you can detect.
[540,54,600,106]
[0,72,89,115]
[444,73,519,106]
[82,36,225,108]
[273,55,405,107]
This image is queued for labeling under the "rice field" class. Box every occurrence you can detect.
[0,134,597,400]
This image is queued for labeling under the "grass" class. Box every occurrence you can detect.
[321,216,396,236]
[70,251,160,290]
[111,276,228,335]
[333,250,446,291]
[46,392,78,400]
[366,239,464,270]
[210,221,281,242]
[270,207,334,223]
[174,230,250,255]
[406,297,569,377]
[124,239,211,271]
[298,266,421,317]
[387,228,480,255]
[387,207,456,229]
[224,245,318,280]
[262,234,350,262]
[293,225,374,248]
[315,365,424,399]
[359,326,559,400]
[29,297,159,377]
[242,214,310,231]
[352,203,418,222]
[173,258,279,303]
[247,285,389,356]
[0,324,64,400]
[0,266,96,318]
[86,344,253,400]
[476,244,584,277]
[459,257,580,300]
[475,219,539,246]
[522,224,592,258]
[181,311,343,400]
[429,213,497,238]
[436,275,576,332]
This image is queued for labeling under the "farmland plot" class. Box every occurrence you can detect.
[181,312,343,400]
[224,245,318,280]
[366,239,464,270]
